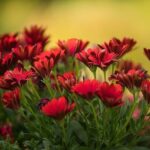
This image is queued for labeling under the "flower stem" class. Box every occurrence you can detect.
[103,70,107,81]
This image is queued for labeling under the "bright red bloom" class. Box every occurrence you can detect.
[97,82,123,107]
[13,43,42,61]
[72,79,101,100]
[0,123,13,142]
[0,33,18,52]
[58,38,89,56]
[116,60,142,73]
[0,66,33,90]
[41,96,75,120]
[24,25,49,48]
[99,37,136,58]
[76,46,116,70]
[33,48,64,77]
[141,80,150,103]
[144,48,150,61]
[2,88,20,109]
[110,69,148,90]
[58,72,77,91]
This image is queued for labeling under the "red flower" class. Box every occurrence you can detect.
[0,123,13,142]
[24,25,49,48]
[13,43,42,62]
[58,38,89,56]
[72,79,101,100]
[144,48,150,61]
[58,72,77,91]
[141,80,150,103]
[99,37,136,58]
[41,96,75,120]
[0,66,33,90]
[116,60,142,73]
[96,82,123,107]
[2,88,20,109]
[33,48,64,77]
[110,69,148,90]
[0,52,15,74]
[0,33,18,52]
[76,46,116,70]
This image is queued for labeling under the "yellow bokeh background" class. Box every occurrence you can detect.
[0,0,150,71]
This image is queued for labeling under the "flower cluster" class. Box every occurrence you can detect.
[0,26,150,149]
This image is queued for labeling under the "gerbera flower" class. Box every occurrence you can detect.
[2,88,20,109]
[76,46,116,71]
[97,82,123,107]
[40,96,75,120]
[58,38,89,56]
[72,79,101,100]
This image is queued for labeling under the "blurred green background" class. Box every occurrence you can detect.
[0,0,150,70]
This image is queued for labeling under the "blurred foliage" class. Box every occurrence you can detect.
[0,0,150,71]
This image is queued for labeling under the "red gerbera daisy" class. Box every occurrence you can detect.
[72,79,101,100]
[24,25,49,48]
[58,38,89,56]
[2,88,20,109]
[97,82,123,107]
[40,96,75,120]
[76,46,116,71]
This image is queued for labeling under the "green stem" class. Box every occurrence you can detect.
[86,101,99,130]
[60,120,67,147]
[93,68,97,79]
[103,70,107,82]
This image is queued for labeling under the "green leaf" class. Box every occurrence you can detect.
[70,120,88,145]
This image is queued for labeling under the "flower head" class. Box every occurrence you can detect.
[72,79,101,100]
[99,37,136,58]
[13,43,42,62]
[40,96,75,120]
[0,123,13,142]
[58,38,89,56]
[2,88,20,109]
[24,25,49,48]
[144,48,150,61]
[97,82,123,107]
[76,46,116,70]
[33,48,64,77]
[110,69,148,90]
[116,60,142,73]
[0,66,33,90]
[0,33,18,52]
[58,72,77,91]
[141,80,150,103]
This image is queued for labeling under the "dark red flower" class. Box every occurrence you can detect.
[144,48,150,61]
[13,43,43,62]
[41,96,75,120]
[58,72,77,91]
[2,88,20,109]
[0,66,33,90]
[33,48,64,77]
[0,123,13,142]
[110,69,148,90]
[24,25,49,48]
[0,52,15,74]
[116,60,142,73]
[76,46,116,70]
[141,80,150,103]
[58,38,89,56]
[72,79,101,100]
[0,33,18,52]
[99,37,136,58]
[96,82,123,107]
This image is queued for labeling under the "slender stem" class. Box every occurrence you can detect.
[86,101,99,130]
[111,63,115,75]
[103,70,107,82]
[93,68,97,79]
[43,77,53,97]
[60,120,67,147]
